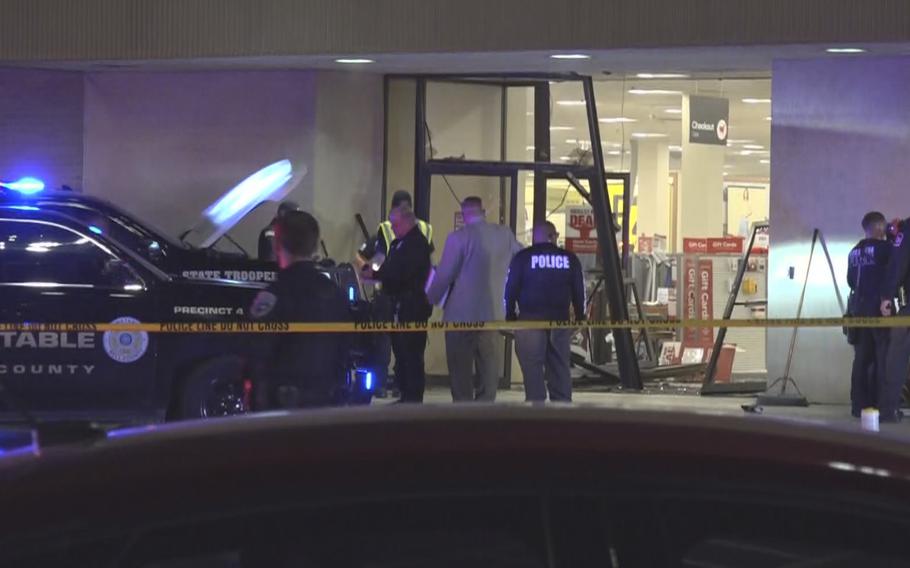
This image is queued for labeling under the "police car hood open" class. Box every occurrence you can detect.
[181,160,306,249]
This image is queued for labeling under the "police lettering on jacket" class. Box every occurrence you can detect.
[530,254,571,270]
[848,237,891,316]
[504,243,586,322]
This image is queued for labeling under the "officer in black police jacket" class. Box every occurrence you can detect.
[846,212,891,418]
[362,206,432,403]
[504,221,585,403]
[250,210,351,409]
[880,216,910,422]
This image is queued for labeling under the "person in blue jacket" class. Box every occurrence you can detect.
[504,221,585,403]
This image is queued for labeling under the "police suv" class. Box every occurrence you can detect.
[0,180,373,424]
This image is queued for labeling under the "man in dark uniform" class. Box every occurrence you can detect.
[846,211,891,417]
[362,206,432,402]
[881,216,910,422]
[358,190,433,398]
[504,221,585,403]
[250,210,351,409]
[257,200,300,261]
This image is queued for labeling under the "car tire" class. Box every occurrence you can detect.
[176,355,250,420]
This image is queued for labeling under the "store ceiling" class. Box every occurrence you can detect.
[546,77,772,181]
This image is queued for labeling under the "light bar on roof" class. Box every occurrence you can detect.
[0,177,45,194]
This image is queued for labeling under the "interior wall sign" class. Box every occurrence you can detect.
[689,96,730,146]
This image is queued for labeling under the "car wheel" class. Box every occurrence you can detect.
[177,356,250,420]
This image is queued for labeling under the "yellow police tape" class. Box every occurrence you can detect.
[0,316,908,333]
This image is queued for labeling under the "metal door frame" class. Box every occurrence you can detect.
[385,72,642,390]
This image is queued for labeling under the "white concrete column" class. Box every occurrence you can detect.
[678,95,726,246]
[631,138,670,240]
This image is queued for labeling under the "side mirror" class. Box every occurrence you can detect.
[103,259,144,290]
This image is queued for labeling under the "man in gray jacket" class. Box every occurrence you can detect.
[426,196,522,401]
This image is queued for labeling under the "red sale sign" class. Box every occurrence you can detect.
[698,259,714,347]
[707,237,744,255]
[565,206,599,254]
[683,238,708,254]
[683,257,715,348]
[683,257,698,344]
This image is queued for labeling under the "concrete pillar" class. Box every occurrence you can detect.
[678,95,726,247]
[631,138,670,240]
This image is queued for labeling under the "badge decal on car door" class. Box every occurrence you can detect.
[103,317,149,363]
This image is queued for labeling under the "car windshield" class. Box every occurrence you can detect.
[37,199,189,262]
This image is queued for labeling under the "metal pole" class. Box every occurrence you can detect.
[414,79,429,221]
[782,229,820,391]
[380,75,390,220]
[582,76,642,390]
[499,85,508,226]
[533,84,550,226]
[703,223,762,386]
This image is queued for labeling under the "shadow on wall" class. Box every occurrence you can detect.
[82,70,321,253]
[768,56,910,404]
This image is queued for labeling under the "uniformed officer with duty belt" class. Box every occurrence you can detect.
[363,206,433,402]
[504,221,585,403]
[250,210,352,409]
[880,217,910,422]
[358,190,433,397]
[846,211,891,417]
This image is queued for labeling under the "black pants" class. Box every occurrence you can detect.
[882,307,910,417]
[850,328,889,414]
[391,330,428,403]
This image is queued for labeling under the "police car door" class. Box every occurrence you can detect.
[0,218,157,420]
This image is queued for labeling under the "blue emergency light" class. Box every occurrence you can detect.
[88,225,103,235]
[365,371,373,391]
[348,285,356,302]
[0,177,45,195]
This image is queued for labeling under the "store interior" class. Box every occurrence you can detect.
[386,73,773,387]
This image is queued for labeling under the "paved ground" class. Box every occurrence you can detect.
[377,385,910,436]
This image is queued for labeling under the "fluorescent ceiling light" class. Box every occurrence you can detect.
[727,139,754,144]
[765,116,773,121]
[559,156,573,161]
[723,172,730,176]
[631,132,667,138]
[669,145,683,152]
[629,89,683,96]
[549,126,573,131]
[742,144,765,150]
[742,98,772,104]
[607,151,622,156]
[739,150,769,156]
[335,58,375,64]
[826,47,866,54]
[565,139,577,144]
[556,100,587,106]
[525,146,536,151]
[664,108,682,114]
[636,73,689,79]
[760,159,771,164]
[551,53,590,60]
[599,117,637,123]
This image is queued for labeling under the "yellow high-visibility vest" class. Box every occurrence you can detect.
[379,219,432,252]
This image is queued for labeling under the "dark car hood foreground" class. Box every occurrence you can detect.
[2,406,910,558]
